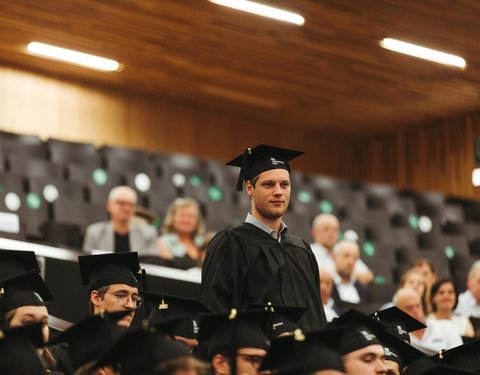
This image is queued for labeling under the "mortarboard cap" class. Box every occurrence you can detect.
[95,326,191,374]
[404,356,476,375]
[329,309,384,355]
[431,339,480,373]
[198,309,269,360]
[246,302,307,339]
[372,306,426,343]
[0,322,46,374]
[47,309,131,370]
[0,270,53,316]
[143,291,211,339]
[0,249,40,279]
[78,252,143,292]
[260,327,345,374]
[226,144,303,191]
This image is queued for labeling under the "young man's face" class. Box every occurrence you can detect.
[246,169,290,223]
[91,283,139,328]
[342,345,387,375]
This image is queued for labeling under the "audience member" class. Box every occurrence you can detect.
[393,288,462,354]
[331,241,371,305]
[412,258,437,291]
[83,186,159,255]
[158,198,205,263]
[428,278,474,338]
[455,261,480,319]
[78,252,144,329]
[319,268,343,321]
[310,214,373,284]
[399,268,431,315]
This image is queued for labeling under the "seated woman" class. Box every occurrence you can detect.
[158,198,205,264]
[427,278,475,338]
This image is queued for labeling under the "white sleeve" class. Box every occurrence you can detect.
[354,258,370,273]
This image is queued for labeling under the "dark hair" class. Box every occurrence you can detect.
[148,356,210,375]
[88,285,110,314]
[430,278,458,312]
[413,258,436,275]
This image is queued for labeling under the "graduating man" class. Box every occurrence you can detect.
[201,145,326,332]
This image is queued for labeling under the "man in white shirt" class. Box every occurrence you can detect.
[331,241,371,305]
[310,214,373,284]
[394,288,462,355]
[455,261,480,319]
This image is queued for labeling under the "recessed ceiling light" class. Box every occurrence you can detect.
[27,42,121,71]
[209,0,304,26]
[380,38,466,68]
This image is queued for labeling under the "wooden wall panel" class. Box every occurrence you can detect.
[0,66,358,179]
[358,112,480,199]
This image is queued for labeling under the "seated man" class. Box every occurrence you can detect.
[199,310,269,375]
[394,288,462,355]
[311,214,373,284]
[83,185,158,255]
[319,268,343,322]
[78,252,145,329]
[455,261,480,319]
[331,241,371,305]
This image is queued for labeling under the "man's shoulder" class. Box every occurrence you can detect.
[131,224,157,236]
[284,231,310,249]
[86,221,110,233]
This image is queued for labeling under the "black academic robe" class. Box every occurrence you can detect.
[200,223,327,332]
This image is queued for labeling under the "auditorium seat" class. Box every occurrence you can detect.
[67,164,123,192]
[0,131,47,160]
[358,182,398,209]
[203,158,238,188]
[28,176,86,203]
[101,145,155,175]
[0,172,26,193]
[413,191,446,217]
[7,155,65,180]
[289,185,321,218]
[306,173,351,194]
[364,209,393,245]
[283,211,313,242]
[339,219,366,246]
[47,138,102,166]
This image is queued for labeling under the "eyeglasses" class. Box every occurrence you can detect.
[236,353,266,369]
[114,200,136,207]
[105,292,143,308]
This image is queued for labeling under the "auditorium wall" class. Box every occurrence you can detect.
[1,66,480,200]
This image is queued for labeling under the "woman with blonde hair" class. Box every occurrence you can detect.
[399,268,431,314]
[158,198,205,262]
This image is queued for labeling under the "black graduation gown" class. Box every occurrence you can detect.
[200,223,327,332]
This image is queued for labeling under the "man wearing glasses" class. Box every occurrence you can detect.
[78,252,145,328]
[83,185,158,255]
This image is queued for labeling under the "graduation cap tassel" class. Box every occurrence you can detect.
[139,267,151,317]
[230,308,239,375]
[235,148,251,192]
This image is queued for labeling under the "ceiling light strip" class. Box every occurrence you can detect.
[380,38,466,68]
[27,42,120,71]
[209,0,304,25]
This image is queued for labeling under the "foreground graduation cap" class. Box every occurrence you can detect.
[78,252,144,292]
[404,356,476,375]
[0,249,40,279]
[95,325,191,374]
[143,291,211,339]
[198,309,269,360]
[246,302,307,339]
[372,306,426,343]
[0,322,46,374]
[0,269,53,320]
[260,327,346,374]
[47,309,132,371]
[226,144,304,191]
[431,339,480,373]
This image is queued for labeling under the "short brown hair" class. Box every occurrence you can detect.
[88,285,110,314]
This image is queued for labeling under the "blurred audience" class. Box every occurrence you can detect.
[412,258,437,291]
[455,261,480,319]
[310,214,373,284]
[319,268,342,322]
[399,268,431,315]
[158,198,205,263]
[331,240,371,305]
[198,231,217,265]
[428,278,475,338]
[393,287,462,354]
[83,186,158,255]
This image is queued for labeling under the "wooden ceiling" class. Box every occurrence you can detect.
[0,0,479,137]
